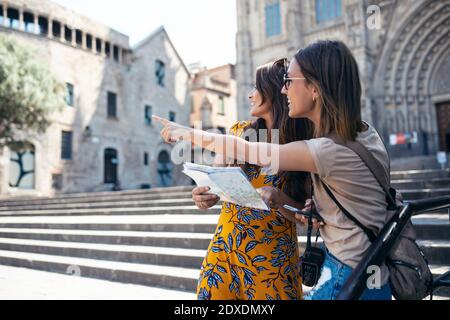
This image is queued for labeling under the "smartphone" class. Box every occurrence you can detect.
[282,204,325,223]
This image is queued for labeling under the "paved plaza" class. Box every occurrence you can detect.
[0,265,196,300]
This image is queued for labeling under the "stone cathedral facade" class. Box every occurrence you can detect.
[236,0,450,160]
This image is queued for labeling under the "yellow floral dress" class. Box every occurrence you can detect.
[196,121,302,300]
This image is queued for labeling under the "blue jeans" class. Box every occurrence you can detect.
[304,249,392,300]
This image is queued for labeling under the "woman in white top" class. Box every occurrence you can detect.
[154,40,392,300]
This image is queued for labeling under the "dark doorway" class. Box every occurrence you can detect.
[157,151,173,187]
[104,148,118,184]
[436,102,450,152]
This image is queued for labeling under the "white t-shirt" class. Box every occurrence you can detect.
[305,123,390,284]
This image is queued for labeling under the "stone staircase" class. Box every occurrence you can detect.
[0,171,448,300]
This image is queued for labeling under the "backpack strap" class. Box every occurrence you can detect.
[319,177,377,243]
[327,132,398,209]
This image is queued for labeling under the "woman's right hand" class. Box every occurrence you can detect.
[192,187,220,210]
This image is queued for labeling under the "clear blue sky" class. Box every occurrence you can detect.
[53,0,237,68]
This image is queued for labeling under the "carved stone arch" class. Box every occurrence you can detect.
[378,1,442,95]
[410,22,450,100]
[388,2,450,98]
[402,13,450,96]
[423,38,450,96]
[377,0,447,96]
[416,35,450,98]
[430,47,450,95]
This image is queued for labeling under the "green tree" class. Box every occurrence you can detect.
[0,34,65,149]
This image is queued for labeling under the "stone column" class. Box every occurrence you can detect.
[18,9,24,31]
[48,18,53,39]
[34,14,39,34]
[118,47,123,64]
[101,40,105,56]
[82,32,86,49]
[71,28,76,46]
[2,4,7,27]
[60,23,65,42]
[92,37,97,53]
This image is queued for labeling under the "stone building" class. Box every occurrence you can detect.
[236,0,450,160]
[190,64,238,133]
[0,0,191,196]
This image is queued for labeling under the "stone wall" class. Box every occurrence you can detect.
[0,0,191,196]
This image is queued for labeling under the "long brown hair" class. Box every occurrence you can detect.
[244,59,312,203]
[294,40,364,141]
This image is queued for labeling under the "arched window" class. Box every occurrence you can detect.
[157,151,173,187]
[9,142,35,189]
[104,148,118,184]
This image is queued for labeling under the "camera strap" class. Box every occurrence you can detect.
[320,178,377,243]
[306,207,313,250]
[306,182,321,251]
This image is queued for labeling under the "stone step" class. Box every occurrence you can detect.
[391,169,450,180]
[0,250,199,292]
[0,238,206,269]
[0,189,447,216]
[0,214,221,233]
[0,229,215,249]
[0,192,194,207]
[392,178,450,190]
[0,229,447,265]
[0,186,194,202]
[412,214,450,241]
[415,223,450,240]
[0,229,313,250]
[0,249,447,298]
[0,220,448,248]
[0,212,446,235]
[1,187,446,214]
[417,240,450,265]
[400,188,450,200]
[0,206,222,217]
[0,198,201,212]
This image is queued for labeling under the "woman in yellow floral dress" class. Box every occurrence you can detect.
[194,59,312,300]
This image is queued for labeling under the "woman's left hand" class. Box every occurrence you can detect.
[153,115,192,144]
[257,186,283,209]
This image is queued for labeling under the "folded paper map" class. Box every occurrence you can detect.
[182,162,270,211]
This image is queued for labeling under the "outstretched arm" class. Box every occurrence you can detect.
[153,115,318,174]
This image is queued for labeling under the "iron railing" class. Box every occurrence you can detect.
[336,195,450,300]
